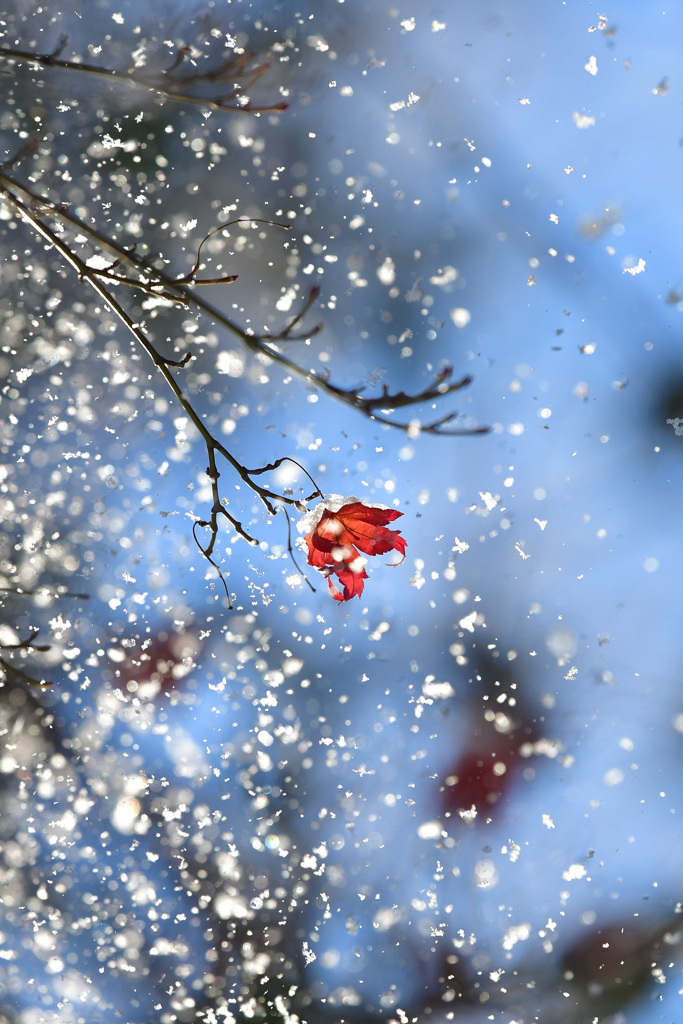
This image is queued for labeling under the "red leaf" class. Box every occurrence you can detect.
[304,499,406,602]
[443,746,520,816]
[115,631,200,700]
[328,566,369,602]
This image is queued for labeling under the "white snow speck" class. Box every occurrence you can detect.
[450,307,471,328]
[422,680,454,699]
[502,839,521,862]
[603,767,624,786]
[301,940,318,966]
[417,820,442,840]
[458,805,477,824]
[502,923,530,950]
[458,610,478,633]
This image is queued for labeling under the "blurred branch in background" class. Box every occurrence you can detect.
[0,35,289,114]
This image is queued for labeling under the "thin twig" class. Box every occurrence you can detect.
[0,632,54,687]
[243,456,322,503]
[279,505,316,594]
[0,630,50,653]
[176,216,289,285]
[0,655,52,688]
[0,587,90,598]
[193,521,234,610]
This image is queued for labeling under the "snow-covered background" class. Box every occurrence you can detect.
[2,1,683,1021]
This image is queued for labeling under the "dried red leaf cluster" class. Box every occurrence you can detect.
[304,500,406,601]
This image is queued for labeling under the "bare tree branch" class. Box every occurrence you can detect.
[0,169,488,436]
